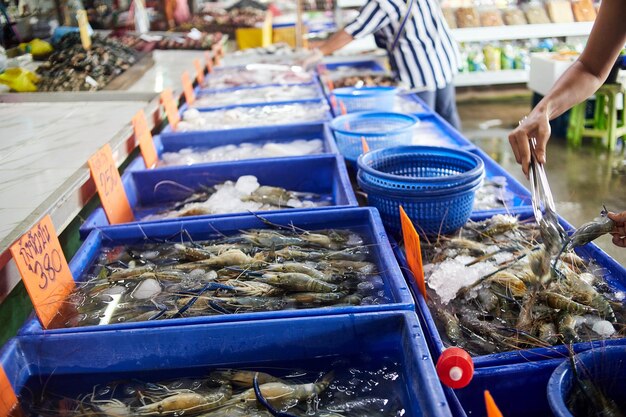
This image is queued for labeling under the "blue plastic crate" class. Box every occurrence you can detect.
[332,86,397,113]
[19,207,414,336]
[161,99,332,138]
[128,123,340,171]
[411,114,476,150]
[79,155,357,237]
[392,209,626,368]
[453,358,564,417]
[3,312,451,417]
[192,82,325,111]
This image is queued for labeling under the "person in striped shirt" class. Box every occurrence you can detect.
[313,0,461,128]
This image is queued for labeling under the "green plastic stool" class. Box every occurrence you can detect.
[567,83,626,151]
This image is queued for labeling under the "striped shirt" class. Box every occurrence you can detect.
[344,0,460,91]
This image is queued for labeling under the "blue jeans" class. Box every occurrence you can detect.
[417,83,461,130]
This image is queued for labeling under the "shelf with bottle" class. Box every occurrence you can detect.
[454,37,583,87]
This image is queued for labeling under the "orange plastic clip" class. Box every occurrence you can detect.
[327,79,335,91]
[193,58,205,85]
[485,391,503,417]
[399,205,426,300]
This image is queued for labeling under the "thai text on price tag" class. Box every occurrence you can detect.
[181,71,195,105]
[132,110,158,168]
[160,88,180,129]
[193,58,205,84]
[87,144,134,225]
[76,10,91,50]
[9,215,76,329]
[399,205,427,300]
[0,365,18,416]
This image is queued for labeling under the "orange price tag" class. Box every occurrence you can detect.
[204,51,213,73]
[87,144,134,225]
[160,88,180,130]
[361,136,370,153]
[326,79,335,91]
[399,205,427,300]
[484,391,503,417]
[0,366,18,416]
[193,58,205,84]
[181,71,195,106]
[132,110,158,169]
[9,215,76,329]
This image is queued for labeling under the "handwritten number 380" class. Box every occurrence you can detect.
[35,249,63,289]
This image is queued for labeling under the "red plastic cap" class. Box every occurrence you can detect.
[436,347,474,389]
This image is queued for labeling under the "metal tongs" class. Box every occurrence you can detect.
[528,138,567,252]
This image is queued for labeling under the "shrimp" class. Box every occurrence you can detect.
[256,273,338,293]
[540,292,597,315]
[210,370,285,387]
[133,384,232,416]
[227,371,334,407]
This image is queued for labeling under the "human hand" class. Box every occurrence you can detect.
[607,211,626,247]
[508,105,551,178]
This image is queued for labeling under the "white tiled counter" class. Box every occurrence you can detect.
[0,49,205,302]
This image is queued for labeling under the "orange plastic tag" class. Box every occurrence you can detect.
[9,215,76,329]
[181,71,195,105]
[160,88,180,130]
[361,137,370,153]
[0,366,18,416]
[326,79,335,91]
[132,110,158,169]
[87,144,134,225]
[399,205,427,300]
[339,100,347,115]
[204,51,214,74]
[193,58,205,84]
[484,391,503,417]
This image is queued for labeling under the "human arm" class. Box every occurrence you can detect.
[316,1,390,56]
[608,211,626,248]
[508,0,626,177]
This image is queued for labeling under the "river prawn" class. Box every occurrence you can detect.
[133,384,232,416]
[420,212,625,356]
[255,273,338,293]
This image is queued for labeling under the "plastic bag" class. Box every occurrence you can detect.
[572,0,596,21]
[0,67,40,92]
[18,38,54,58]
[546,0,574,22]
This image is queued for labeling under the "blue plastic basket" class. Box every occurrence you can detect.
[357,146,485,235]
[3,312,452,417]
[392,210,626,368]
[360,174,482,236]
[19,208,414,336]
[332,86,397,113]
[79,155,357,237]
[358,146,485,192]
[548,346,626,417]
[330,112,418,162]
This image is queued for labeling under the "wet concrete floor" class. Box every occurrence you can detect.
[458,97,626,265]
